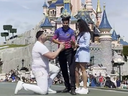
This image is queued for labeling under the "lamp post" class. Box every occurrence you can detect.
[22,59,24,68]
[118,65,121,81]
[17,65,19,71]
[0,58,3,73]
[111,60,115,74]
[90,56,94,70]
[90,56,94,65]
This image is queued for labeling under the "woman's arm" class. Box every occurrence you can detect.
[78,33,90,48]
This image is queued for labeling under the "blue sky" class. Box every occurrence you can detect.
[0,0,128,44]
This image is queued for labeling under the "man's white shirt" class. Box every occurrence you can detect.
[32,41,49,70]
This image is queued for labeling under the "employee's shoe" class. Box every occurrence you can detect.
[62,88,71,93]
[70,87,76,95]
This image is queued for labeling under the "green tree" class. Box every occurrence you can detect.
[1,32,9,41]
[123,46,128,56]
[3,25,12,37]
[3,25,12,31]
[123,46,128,61]
[10,28,17,36]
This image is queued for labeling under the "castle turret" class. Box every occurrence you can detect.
[71,0,81,14]
[55,0,64,17]
[43,1,48,15]
[40,15,54,34]
[63,0,71,14]
[112,30,118,41]
[99,5,112,74]
[85,0,93,12]
[48,1,56,17]
[96,0,102,27]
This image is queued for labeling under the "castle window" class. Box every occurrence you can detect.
[60,7,64,13]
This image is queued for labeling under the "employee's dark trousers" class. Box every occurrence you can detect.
[58,48,75,89]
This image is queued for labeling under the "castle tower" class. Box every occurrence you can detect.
[96,0,102,27]
[85,0,93,12]
[40,15,54,33]
[63,0,71,14]
[43,1,48,15]
[99,5,112,74]
[71,0,81,14]
[55,0,64,17]
[48,0,56,17]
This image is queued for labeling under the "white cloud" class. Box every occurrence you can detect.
[21,5,30,10]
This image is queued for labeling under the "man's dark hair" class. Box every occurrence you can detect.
[61,16,71,22]
[36,31,44,39]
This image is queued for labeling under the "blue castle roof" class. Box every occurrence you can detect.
[120,39,128,46]
[99,10,112,29]
[55,0,63,5]
[40,16,53,28]
[112,30,118,41]
[43,2,48,7]
[49,2,56,9]
[75,11,93,24]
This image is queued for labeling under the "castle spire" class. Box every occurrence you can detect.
[96,0,102,13]
[43,0,48,8]
[43,0,48,15]
[112,30,118,41]
[85,0,93,12]
[99,6,112,32]
[40,15,53,28]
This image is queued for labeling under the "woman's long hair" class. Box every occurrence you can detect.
[77,19,93,41]
[77,19,91,34]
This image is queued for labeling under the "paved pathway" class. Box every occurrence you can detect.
[0,82,128,96]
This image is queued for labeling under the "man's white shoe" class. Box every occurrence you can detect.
[75,87,81,93]
[48,88,56,94]
[14,81,24,94]
[76,87,88,94]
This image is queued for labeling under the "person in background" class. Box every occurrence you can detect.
[52,15,76,95]
[14,31,64,95]
[72,19,91,94]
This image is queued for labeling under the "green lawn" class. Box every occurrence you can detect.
[0,44,28,50]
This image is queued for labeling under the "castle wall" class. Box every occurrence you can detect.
[0,45,33,73]
[99,36,112,74]
[56,6,63,17]
[90,43,102,65]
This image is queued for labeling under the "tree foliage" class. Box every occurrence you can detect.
[1,32,9,41]
[10,28,17,36]
[3,25,12,31]
[123,46,128,56]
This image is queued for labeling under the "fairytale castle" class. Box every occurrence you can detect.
[0,0,128,76]
[41,0,128,75]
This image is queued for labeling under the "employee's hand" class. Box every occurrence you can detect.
[60,42,65,45]
[59,44,65,50]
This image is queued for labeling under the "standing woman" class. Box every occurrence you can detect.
[75,19,91,94]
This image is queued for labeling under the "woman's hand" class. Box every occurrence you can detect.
[70,40,79,49]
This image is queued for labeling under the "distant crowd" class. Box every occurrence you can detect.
[1,69,128,89]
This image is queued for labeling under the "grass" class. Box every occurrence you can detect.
[0,44,28,50]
